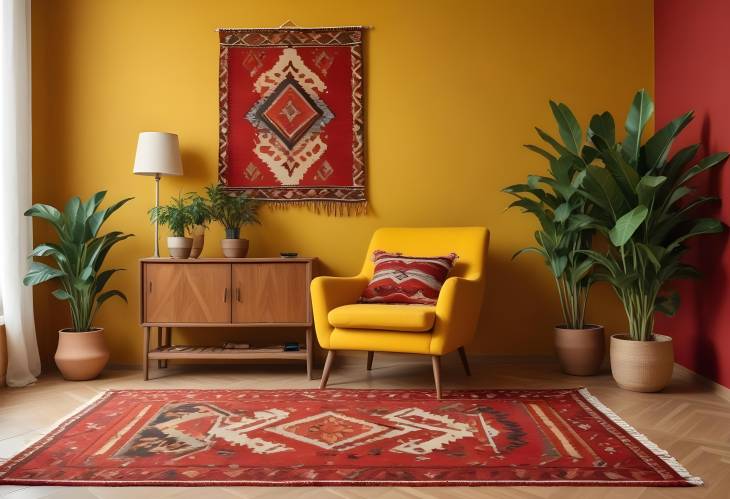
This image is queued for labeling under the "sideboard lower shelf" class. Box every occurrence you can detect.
[148,346,308,361]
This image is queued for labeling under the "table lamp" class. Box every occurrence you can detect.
[133,132,183,257]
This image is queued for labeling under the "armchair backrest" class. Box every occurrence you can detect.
[359,227,490,281]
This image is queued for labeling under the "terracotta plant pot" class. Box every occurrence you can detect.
[167,236,192,259]
[610,334,674,392]
[190,225,205,259]
[554,325,605,376]
[55,328,110,381]
[221,238,249,258]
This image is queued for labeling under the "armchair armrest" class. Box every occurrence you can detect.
[310,275,369,349]
[429,276,484,355]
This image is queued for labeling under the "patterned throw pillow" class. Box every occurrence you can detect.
[359,250,458,305]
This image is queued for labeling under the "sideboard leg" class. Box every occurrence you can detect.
[162,327,171,369]
[143,327,150,381]
[305,328,313,380]
[156,327,163,369]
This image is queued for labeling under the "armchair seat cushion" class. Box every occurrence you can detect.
[328,304,436,332]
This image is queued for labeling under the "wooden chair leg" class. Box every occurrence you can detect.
[432,355,442,399]
[367,351,374,371]
[458,346,471,376]
[320,350,336,389]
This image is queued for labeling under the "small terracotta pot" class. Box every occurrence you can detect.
[167,236,193,259]
[554,325,605,376]
[55,328,110,381]
[221,238,249,258]
[610,334,674,392]
[190,225,205,258]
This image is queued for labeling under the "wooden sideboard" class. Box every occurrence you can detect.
[139,257,314,380]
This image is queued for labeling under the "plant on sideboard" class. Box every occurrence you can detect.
[23,191,133,381]
[148,193,195,259]
[205,184,260,258]
[504,100,604,376]
[187,192,212,258]
[578,89,727,392]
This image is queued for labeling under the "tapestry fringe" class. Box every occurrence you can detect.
[266,200,367,216]
[578,388,703,486]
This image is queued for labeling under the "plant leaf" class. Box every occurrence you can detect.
[655,292,680,316]
[609,205,648,246]
[96,289,128,306]
[642,111,693,173]
[549,100,582,154]
[554,203,572,223]
[637,175,667,207]
[621,89,654,167]
[587,111,616,146]
[23,262,65,286]
[52,289,72,301]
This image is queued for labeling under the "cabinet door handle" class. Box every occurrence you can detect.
[224,288,228,303]
[236,287,241,302]
[149,281,152,293]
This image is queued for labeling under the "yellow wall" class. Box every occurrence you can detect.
[30,0,654,366]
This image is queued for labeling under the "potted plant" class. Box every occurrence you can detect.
[149,193,194,258]
[187,192,211,258]
[205,184,260,258]
[579,89,727,392]
[504,100,604,376]
[23,191,133,380]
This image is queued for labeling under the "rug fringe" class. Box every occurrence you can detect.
[577,388,703,486]
[266,200,367,216]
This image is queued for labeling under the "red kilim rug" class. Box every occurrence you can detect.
[0,389,700,487]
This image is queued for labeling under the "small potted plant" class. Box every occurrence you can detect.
[149,193,194,258]
[187,192,211,258]
[205,184,260,258]
[504,100,603,376]
[23,191,133,381]
[579,89,727,392]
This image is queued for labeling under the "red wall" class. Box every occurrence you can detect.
[655,0,730,388]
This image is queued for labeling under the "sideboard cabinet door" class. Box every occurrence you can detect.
[145,263,231,323]
[232,263,308,323]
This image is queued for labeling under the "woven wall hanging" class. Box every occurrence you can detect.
[217,23,367,215]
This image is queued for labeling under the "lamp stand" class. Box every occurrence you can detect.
[154,173,161,258]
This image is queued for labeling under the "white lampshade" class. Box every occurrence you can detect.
[133,132,183,176]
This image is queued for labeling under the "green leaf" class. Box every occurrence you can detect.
[609,205,648,246]
[641,111,693,173]
[663,144,699,180]
[23,262,65,286]
[549,255,568,278]
[667,218,724,252]
[512,247,546,260]
[554,203,571,223]
[592,134,640,203]
[96,289,128,307]
[84,191,107,216]
[52,289,72,301]
[637,175,667,207]
[587,111,616,146]
[655,292,680,316]
[535,127,577,159]
[549,100,582,154]
[678,152,729,185]
[24,203,63,234]
[524,144,557,163]
[577,250,620,275]
[621,89,654,167]
[92,268,123,295]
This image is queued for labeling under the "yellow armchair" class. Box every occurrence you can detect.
[311,227,490,398]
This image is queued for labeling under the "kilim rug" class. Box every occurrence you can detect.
[0,389,701,487]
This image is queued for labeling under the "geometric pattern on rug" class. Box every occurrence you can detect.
[0,389,701,487]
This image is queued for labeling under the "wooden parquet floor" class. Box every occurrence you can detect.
[1,353,729,498]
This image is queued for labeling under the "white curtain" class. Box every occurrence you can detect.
[0,0,40,387]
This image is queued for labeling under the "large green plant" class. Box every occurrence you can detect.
[23,191,133,332]
[205,184,260,238]
[188,192,212,227]
[149,193,194,237]
[579,89,727,341]
[504,100,597,329]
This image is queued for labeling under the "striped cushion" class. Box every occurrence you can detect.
[359,250,458,305]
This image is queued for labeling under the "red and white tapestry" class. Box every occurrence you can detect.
[0,389,700,487]
[218,26,366,214]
